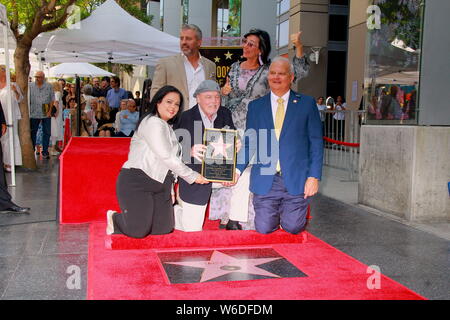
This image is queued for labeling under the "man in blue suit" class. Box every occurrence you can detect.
[236,57,323,234]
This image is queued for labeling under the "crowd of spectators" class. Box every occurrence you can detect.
[29,75,141,158]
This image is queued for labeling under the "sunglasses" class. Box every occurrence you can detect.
[242,38,258,49]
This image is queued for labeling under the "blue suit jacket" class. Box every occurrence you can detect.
[236,90,324,196]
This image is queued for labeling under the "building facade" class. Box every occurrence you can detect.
[147,0,277,49]
[349,0,449,223]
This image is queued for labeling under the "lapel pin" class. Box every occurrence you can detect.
[293,99,298,103]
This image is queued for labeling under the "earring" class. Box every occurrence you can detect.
[258,54,263,65]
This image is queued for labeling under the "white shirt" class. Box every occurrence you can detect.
[270,90,290,124]
[317,103,327,122]
[333,103,346,120]
[183,54,205,109]
[123,116,198,184]
[198,105,217,129]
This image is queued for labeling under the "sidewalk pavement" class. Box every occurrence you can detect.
[319,166,450,241]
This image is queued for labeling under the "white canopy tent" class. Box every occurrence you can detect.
[49,62,115,78]
[33,0,180,66]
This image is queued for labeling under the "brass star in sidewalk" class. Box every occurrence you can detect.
[165,250,282,282]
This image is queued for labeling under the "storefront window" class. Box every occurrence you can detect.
[278,20,289,48]
[216,0,241,38]
[182,0,189,25]
[278,0,290,16]
[160,0,164,30]
[364,0,424,124]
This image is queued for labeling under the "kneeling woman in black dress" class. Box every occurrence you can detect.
[106,86,209,238]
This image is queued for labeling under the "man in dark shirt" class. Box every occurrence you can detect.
[0,103,30,214]
[58,78,68,108]
[91,77,103,97]
[92,77,111,98]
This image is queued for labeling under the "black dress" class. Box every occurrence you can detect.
[94,110,117,136]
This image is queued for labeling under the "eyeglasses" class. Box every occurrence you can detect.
[242,38,258,49]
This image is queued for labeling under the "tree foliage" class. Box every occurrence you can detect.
[2,0,82,44]
[77,0,151,24]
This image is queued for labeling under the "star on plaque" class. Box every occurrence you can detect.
[224,51,233,60]
[209,134,233,158]
[214,56,221,63]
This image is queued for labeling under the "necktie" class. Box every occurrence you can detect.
[275,98,285,172]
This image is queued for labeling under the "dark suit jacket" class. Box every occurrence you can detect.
[175,104,235,205]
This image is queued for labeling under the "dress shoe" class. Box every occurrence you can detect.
[226,219,242,230]
[0,205,30,214]
[219,223,227,229]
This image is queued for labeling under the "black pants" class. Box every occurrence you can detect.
[0,143,14,210]
[113,168,174,238]
[115,131,134,138]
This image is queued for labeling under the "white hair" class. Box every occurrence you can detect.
[270,56,295,74]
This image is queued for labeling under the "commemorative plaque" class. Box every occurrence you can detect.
[201,128,237,183]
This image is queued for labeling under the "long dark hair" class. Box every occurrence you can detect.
[243,28,272,65]
[136,85,184,130]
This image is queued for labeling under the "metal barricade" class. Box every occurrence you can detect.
[320,110,364,181]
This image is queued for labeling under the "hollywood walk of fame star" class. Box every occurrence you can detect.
[209,134,233,158]
[164,250,283,282]
[224,51,233,60]
[214,56,221,63]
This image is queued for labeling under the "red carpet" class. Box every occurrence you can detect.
[59,137,129,223]
[62,138,424,300]
[88,223,425,300]
[106,218,308,250]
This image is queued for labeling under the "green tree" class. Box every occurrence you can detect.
[78,0,151,24]
[0,0,150,169]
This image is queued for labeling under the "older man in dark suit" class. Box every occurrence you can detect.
[174,80,235,232]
